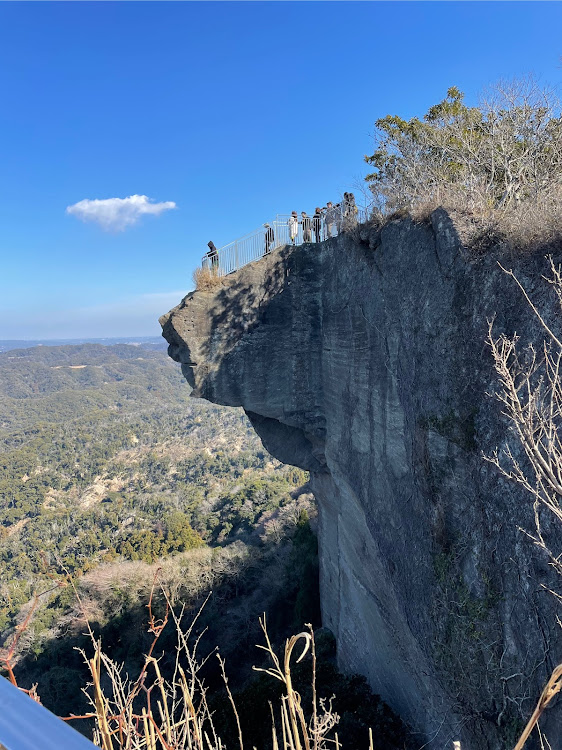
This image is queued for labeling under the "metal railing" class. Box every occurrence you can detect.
[201,205,372,276]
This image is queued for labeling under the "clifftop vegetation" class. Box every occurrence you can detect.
[365,77,562,251]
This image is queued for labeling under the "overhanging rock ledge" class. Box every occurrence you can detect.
[160,210,562,749]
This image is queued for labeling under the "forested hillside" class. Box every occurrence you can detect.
[0,342,406,749]
[0,343,314,639]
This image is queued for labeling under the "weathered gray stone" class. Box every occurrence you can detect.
[160,211,562,749]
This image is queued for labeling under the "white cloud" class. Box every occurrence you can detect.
[66,194,177,231]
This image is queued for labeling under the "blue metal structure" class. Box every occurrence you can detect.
[0,676,97,750]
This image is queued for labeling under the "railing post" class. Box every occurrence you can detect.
[234,241,239,269]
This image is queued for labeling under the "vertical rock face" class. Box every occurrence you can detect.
[161,211,562,749]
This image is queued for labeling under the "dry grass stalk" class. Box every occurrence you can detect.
[487,259,562,748]
[486,259,562,572]
[253,615,339,750]
[217,655,243,750]
[77,604,345,750]
[2,568,378,749]
[512,664,562,750]
[0,592,41,699]
[192,267,225,291]
[55,572,224,750]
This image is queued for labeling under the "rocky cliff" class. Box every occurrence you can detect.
[160,211,562,749]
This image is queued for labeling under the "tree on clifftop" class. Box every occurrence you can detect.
[365,77,562,231]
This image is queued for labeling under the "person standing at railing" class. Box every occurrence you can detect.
[342,193,350,224]
[335,201,343,233]
[343,193,358,231]
[313,208,323,243]
[288,211,298,245]
[264,223,274,255]
[206,241,219,273]
[301,211,312,243]
[324,202,337,239]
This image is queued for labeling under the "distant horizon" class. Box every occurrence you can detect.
[0,334,168,353]
[0,334,162,342]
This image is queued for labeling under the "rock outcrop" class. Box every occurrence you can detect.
[160,211,562,749]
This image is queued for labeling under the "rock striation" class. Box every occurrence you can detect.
[160,211,562,749]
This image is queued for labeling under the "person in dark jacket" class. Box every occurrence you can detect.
[206,241,219,273]
[301,211,312,242]
[342,192,350,217]
[343,193,358,230]
[313,207,323,243]
[264,223,275,255]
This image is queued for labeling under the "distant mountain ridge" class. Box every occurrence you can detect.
[0,336,167,353]
[1,342,165,366]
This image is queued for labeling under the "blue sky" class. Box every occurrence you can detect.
[0,1,560,339]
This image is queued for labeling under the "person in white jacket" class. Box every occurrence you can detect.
[288,211,299,245]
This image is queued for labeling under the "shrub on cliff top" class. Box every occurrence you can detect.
[193,265,226,290]
[365,77,562,251]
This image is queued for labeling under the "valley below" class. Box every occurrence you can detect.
[0,341,406,749]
